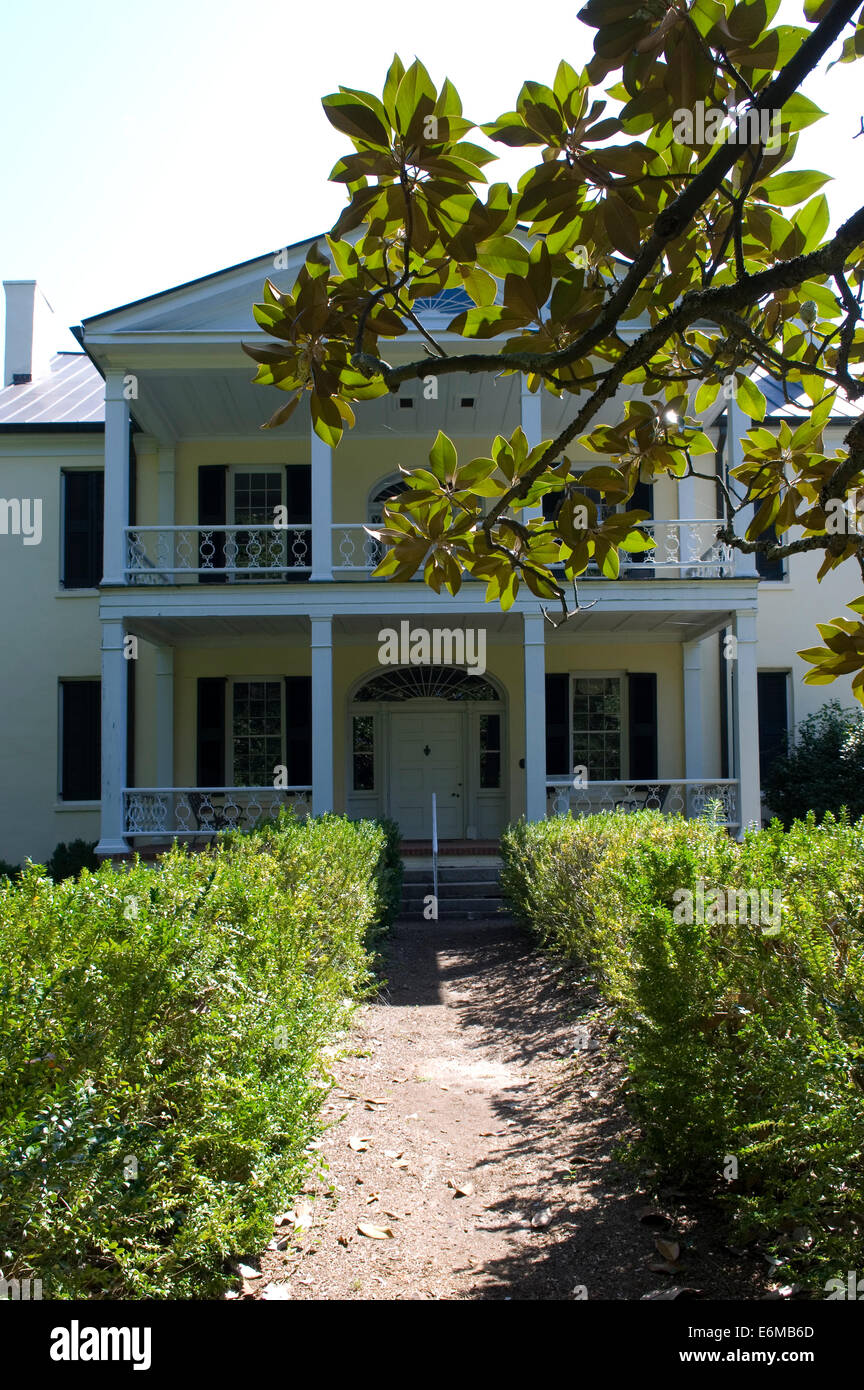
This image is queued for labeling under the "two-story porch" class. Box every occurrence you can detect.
[80,244,761,856]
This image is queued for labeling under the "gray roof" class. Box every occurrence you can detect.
[0,353,104,427]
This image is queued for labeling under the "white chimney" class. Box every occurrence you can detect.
[3,280,56,387]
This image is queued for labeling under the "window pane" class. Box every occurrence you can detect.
[480,752,500,789]
[353,716,375,790]
[572,677,621,780]
[232,681,282,785]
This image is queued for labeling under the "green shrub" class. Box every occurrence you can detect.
[45,839,100,882]
[0,811,387,1298]
[762,699,864,827]
[500,810,864,1287]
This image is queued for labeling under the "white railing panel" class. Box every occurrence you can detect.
[123,786,312,836]
[125,526,311,583]
[544,779,739,827]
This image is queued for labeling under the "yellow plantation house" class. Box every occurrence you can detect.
[0,246,857,864]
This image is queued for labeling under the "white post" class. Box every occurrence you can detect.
[310,615,334,812]
[678,473,698,573]
[310,424,333,581]
[520,378,543,523]
[103,369,131,586]
[157,445,175,525]
[155,646,174,788]
[523,611,547,821]
[682,639,704,779]
[95,618,129,857]
[733,609,761,831]
[727,396,758,578]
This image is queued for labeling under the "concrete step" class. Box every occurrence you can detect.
[401,865,502,885]
[401,880,504,901]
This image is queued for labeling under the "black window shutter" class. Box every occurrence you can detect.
[61,680,101,799]
[545,673,570,776]
[197,677,227,786]
[284,676,312,785]
[285,465,312,579]
[63,471,104,588]
[198,465,227,584]
[628,672,658,779]
[757,672,789,780]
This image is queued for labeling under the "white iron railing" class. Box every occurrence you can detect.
[545,778,740,827]
[125,526,311,583]
[331,519,734,578]
[123,786,312,837]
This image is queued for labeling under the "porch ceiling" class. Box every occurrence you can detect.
[124,366,522,442]
[126,606,731,646]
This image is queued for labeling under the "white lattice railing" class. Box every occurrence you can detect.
[123,787,312,837]
[125,526,311,583]
[331,519,734,577]
[545,779,740,827]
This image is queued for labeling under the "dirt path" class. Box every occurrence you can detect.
[253,917,768,1301]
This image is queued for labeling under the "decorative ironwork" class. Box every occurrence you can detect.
[123,787,312,837]
[545,779,740,826]
[354,666,501,702]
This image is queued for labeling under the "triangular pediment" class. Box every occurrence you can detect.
[81,238,319,335]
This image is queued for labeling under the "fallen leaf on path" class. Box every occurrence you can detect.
[654,1237,681,1262]
[531,1208,553,1229]
[393,1158,409,1169]
[383,1149,403,1159]
[365,1192,380,1205]
[447,1179,475,1197]
[357,1222,394,1239]
[261,1282,292,1300]
[649,1261,681,1275]
[478,1131,504,1138]
[348,1136,371,1151]
[233,1262,262,1280]
[638,1207,670,1226]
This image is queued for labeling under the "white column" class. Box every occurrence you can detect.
[310,425,333,581]
[310,615,334,812]
[95,618,129,857]
[727,397,758,578]
[523,612,547,821]
[102,368,132,586]
[155,646,174,788]
[520,378,543,523]
[157,445,175,525]
[733,609,761,832]
[682,639,704,779]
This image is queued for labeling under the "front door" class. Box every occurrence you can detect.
[389,709,463,838]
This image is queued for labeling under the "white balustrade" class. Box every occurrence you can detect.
[123,787,312,837]
[544,779,740,827]
[125,526,311,582]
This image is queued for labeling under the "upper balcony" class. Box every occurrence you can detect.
[123,517,738,584]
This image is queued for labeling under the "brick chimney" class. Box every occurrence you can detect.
[3,280,56,387]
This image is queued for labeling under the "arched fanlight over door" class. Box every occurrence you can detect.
[354,665,501,703]
[368,476,411,526]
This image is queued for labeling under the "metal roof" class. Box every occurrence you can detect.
[753,366,861,421]
[0,352,104,427]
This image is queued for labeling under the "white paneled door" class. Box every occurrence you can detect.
[389,710,463,838]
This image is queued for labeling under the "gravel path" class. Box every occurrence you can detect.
[250,917,767,1301]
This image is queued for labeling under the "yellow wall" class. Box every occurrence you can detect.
[0,440,102,862]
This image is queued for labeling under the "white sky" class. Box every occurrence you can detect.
[0,0,861,351]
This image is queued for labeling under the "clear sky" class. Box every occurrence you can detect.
[1,0,861,353]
